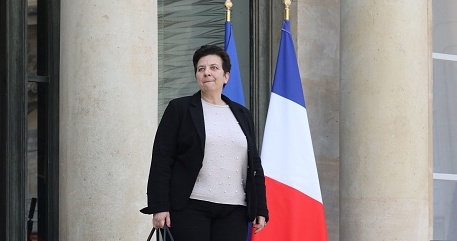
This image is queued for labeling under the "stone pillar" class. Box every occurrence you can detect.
[59,0,157,240]
[340,1,431,240]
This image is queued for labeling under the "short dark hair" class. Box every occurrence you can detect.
[192,45,231,74]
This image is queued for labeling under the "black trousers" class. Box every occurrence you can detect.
[169,199,248,241]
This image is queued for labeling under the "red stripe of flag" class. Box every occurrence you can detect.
[251,177,327,241]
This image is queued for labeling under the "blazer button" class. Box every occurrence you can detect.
[254,171,257,176]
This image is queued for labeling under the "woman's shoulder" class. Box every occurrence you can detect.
[169,95,192,104]
[222,95,250,113]
[167,92,201,107]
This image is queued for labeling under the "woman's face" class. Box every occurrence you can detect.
[195,54,229,95]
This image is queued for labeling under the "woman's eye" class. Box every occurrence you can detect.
[210,66,218,70]
[198,68,205,72]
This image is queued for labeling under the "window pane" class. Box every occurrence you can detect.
[433,60,457,174]
[433,179,457,240]
[157,0,251,119]
[157,0,224,119]
[433,0,457,55]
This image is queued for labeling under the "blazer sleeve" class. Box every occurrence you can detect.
[247,110,269,221]
[140,100,181,214]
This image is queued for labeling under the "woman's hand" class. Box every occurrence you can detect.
[152,211,171,228]
[252,216,267,233]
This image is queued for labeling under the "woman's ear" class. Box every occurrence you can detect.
[224,71,230,84]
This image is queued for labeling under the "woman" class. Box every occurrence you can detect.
[141,45,268,241]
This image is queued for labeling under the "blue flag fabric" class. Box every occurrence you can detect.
[272,20,306,108]
[223,21,245,106]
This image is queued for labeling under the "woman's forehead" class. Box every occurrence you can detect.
[197,55,222,66]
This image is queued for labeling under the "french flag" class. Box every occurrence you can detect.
[252,20,328,241]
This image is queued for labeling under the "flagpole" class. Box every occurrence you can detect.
[225,0,232,22]
[284,0,291,20]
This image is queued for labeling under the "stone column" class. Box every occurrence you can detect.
[340,1,431,240]
[59,0,157,240]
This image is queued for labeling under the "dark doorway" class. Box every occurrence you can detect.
[1,0,60,240]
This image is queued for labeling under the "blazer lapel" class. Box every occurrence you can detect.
[189,92,206,152]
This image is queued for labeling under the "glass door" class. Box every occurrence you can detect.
[26,0,60,240]
[26,1,39,239]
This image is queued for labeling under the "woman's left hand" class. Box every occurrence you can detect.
[252,216,267,233]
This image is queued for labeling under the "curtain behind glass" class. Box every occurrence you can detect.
[158,0,224,119]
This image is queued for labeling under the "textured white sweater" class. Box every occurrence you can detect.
[190,99,248,206]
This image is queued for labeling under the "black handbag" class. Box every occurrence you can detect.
[147,225,175,241]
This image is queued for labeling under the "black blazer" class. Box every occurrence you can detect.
[140,91,269,222]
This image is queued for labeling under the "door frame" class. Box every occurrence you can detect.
[0,0,27,240]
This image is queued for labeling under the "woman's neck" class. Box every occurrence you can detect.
[201,92,225,105]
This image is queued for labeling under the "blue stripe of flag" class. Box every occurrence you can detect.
[272,20,306,108]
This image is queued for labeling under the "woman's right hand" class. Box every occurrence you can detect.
[152,211,171,228]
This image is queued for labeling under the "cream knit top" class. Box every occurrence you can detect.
[190,99,248,206]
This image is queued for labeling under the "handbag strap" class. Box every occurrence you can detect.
[163,225,175,241]
[147,225,175,241]
[146,227,155,241]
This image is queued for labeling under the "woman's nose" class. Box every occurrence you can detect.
[204,68,211,76]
